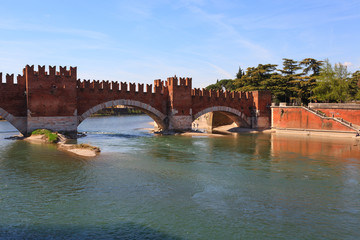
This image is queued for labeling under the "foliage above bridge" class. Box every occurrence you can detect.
[206,58,360,104]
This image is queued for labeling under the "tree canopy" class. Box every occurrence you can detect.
[206,58,360,104]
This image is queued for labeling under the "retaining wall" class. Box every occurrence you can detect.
[272,106,357,133]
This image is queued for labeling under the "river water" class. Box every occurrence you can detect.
[0,115,359,239]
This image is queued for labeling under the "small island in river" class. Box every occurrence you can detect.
[24,129,100,157]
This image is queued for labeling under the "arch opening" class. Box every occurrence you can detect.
[78,100,167,131]
[192,106,251,132]
[0,107,27,135]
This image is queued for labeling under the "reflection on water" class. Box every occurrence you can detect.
[0,116,360,239]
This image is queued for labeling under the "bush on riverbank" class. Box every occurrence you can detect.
[31,129,59,143]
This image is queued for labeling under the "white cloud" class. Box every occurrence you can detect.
[343,61,353,67]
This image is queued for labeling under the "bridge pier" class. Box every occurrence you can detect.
[168,115,193,131]
[27,116,78,135]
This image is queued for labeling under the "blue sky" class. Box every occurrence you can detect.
[0,0,359,88]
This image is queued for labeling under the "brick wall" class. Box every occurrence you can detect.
[26,65,77,117]
[272,106,356,132]
[309,103,360,126]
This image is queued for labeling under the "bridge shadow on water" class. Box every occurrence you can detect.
[0,223,182,240]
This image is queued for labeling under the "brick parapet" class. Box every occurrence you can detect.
[77,79,168,94]
[309,103,360,109]
[0,71,27,117]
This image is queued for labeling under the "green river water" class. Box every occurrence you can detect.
[0,115,359,239]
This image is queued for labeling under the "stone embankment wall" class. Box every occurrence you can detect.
[271,103,359,133]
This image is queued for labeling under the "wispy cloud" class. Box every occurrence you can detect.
[207,62,233,79]
[0,20,108,40]
[228,1,359,30]
[328,14,360,22]
[180,3,273,59]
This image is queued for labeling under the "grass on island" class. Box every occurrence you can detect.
[71,143,101,152]
[31,129,59,143]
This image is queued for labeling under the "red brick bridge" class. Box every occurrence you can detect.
[0,65,271,135]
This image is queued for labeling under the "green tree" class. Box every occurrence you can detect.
[261,73,288,103]
[277,58,303,103]
[206,79,235,91]
[299,58,323,76]
[278,58,302,76]
[312,59,353,102]
[294,58,324,104]
[292,76,317,104]
[352,70,360,82]
[236,66,244,79]
[350,70,360,99]
[234,64,277,90]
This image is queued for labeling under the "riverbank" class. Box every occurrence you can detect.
[23,131,100,157]
[180,123,360,141]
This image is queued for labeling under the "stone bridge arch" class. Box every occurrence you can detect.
[193,106,251,129]
[78,99,167,131]
[0,107,27,134]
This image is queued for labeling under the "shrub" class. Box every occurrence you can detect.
[31,129,59,143]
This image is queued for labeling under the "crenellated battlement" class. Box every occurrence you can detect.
[6,74,14,84]
[166,76,192,88]
[77,79,155,94]
[0,72,26,87]
[24,65,77,78]
[76,78,170,95]
[191,88,254,101]
[154,79,167,94]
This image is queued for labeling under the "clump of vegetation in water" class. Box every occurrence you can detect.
[72,143,101,152]
[31,129,59,143]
